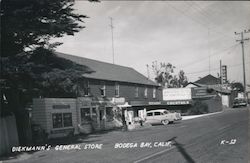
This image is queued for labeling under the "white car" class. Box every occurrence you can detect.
[145,109,176,125]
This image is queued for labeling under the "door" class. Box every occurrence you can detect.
[99,109,105,129]
[146,112,154,124]
[154,112,164,123]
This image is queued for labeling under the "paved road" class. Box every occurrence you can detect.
[6,107,249,163]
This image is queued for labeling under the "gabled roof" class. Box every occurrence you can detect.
[194,74,221,85]
[208,85,231,94]
[56,52,158,86]
[184,82,205,88]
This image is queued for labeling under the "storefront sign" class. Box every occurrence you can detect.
[52,105,70,109]
[112,97,125,104]
[163,100,191,105]
[163,88,191,101]
[148,101,161,105]
[191,87,215,98]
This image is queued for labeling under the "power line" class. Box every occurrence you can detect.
[167,2,234,39]
[186,61,250,75]
[179,43,239,70]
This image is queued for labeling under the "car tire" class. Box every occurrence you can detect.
[162,120,169,125]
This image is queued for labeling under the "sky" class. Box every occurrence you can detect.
[54,1,250,86]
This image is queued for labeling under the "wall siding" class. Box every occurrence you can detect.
[86,79,162,103]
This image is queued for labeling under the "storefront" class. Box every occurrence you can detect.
[32,97,127,138]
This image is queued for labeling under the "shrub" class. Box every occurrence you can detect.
[189,100,208,115]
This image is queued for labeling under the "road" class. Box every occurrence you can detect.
[6,107,249,163]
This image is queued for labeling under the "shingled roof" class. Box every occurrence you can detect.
[56,52,158,86]
[194,74,221,85]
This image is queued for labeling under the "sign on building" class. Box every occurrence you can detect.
[221,65,227,84]
[163,88,191,101]
[191,87,216,99]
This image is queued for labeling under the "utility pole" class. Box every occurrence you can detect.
[110,17,115,64]
[235,29,250,98]
[220,60,222,84]
[208,28,211,75]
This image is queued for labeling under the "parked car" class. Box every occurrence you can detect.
[233,97,247,108]
[172,111,182,121]
[145,109,176,125]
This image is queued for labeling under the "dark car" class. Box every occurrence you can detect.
[233,98,247,108]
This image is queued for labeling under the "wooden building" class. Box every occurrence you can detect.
[32,52,162,137]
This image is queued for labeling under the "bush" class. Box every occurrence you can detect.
[189,100,208,115]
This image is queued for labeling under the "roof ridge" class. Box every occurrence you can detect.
[55,51,158,86]
[55,51,134,70]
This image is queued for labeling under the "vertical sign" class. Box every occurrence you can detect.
[221,65,227,84]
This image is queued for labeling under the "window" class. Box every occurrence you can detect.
[144,87,148,98]
[135,86,139,97]
[147,112,153,116]
[153,88,156,98]
[115,82,119,97]
[154,112,161,116]
[52,113,72,128]
[80,108,91,123]
[83,80,90,96]
[100,81,106,96]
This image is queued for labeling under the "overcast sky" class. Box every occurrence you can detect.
[54,1,250,85]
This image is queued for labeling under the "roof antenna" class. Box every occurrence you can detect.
[110,17,115,64]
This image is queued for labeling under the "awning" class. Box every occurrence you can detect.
[117,102,131,108]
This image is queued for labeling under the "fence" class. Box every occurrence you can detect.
[0,115,19,157]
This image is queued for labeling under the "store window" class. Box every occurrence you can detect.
[52,113,72,128]
[135,86,139,98]
[100,81,106,96]
[153,88,156,99]
[115,82,119,97]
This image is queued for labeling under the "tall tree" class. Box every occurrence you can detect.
[151,61,188,88]
[1,0,88,57]
[1,0,98,144]
[178,70,188,87]
[1,0,97,105]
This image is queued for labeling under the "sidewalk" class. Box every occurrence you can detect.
[182,111,222,120]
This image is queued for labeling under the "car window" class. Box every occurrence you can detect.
[147,112,153,116]
[154,112,161,116]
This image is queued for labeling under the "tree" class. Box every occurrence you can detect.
[230,82,244,92]
[151,61,188,88]
[1,0,89,57]
[178,70,188,87]
[1,0,98,109]
[0,0,97,144]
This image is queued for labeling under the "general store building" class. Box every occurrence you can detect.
[32,52,162,137]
